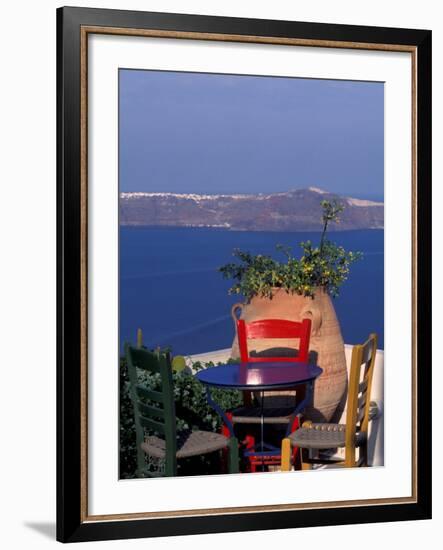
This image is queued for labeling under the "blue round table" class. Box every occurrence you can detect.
[195,362,322,391]
[195,362,323,469]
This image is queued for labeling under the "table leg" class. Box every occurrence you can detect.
[260,390,264,471]
[285,380,314,437]
[205,387,235,437]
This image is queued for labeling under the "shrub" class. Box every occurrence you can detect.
[219,199,362,301]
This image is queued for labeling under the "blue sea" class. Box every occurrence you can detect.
[119,227,384,355]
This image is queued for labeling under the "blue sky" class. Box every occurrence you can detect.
[119,69,384,200]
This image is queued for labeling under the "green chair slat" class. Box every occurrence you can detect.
[139,415,166,435]
[138,401,165,420]
[136,385,164,404]
[128,347,162,373]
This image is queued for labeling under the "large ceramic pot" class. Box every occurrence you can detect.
[230,287,348,422]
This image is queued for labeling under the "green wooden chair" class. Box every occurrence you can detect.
[125,343,239,477]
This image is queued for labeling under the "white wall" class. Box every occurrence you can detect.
[0,1,439,549]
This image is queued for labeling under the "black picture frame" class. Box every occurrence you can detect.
[57,6,432,543]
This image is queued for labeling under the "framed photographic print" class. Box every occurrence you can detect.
[57,6,432,543]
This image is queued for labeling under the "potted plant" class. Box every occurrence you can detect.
[219,200,362,422]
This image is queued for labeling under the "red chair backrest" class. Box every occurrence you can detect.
[237,318,312,364]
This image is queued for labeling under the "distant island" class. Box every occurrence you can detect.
[119,187,383,231]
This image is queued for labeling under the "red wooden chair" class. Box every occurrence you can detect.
[238,318,311,364]
[222,318,312,472]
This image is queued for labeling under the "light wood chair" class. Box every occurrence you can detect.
[281,333,378,471]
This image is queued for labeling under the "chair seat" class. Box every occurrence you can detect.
[231,406,295,424]
[289,423,366,450]
[141,430,229,459]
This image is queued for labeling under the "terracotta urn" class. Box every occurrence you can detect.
[230,287,348,422]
